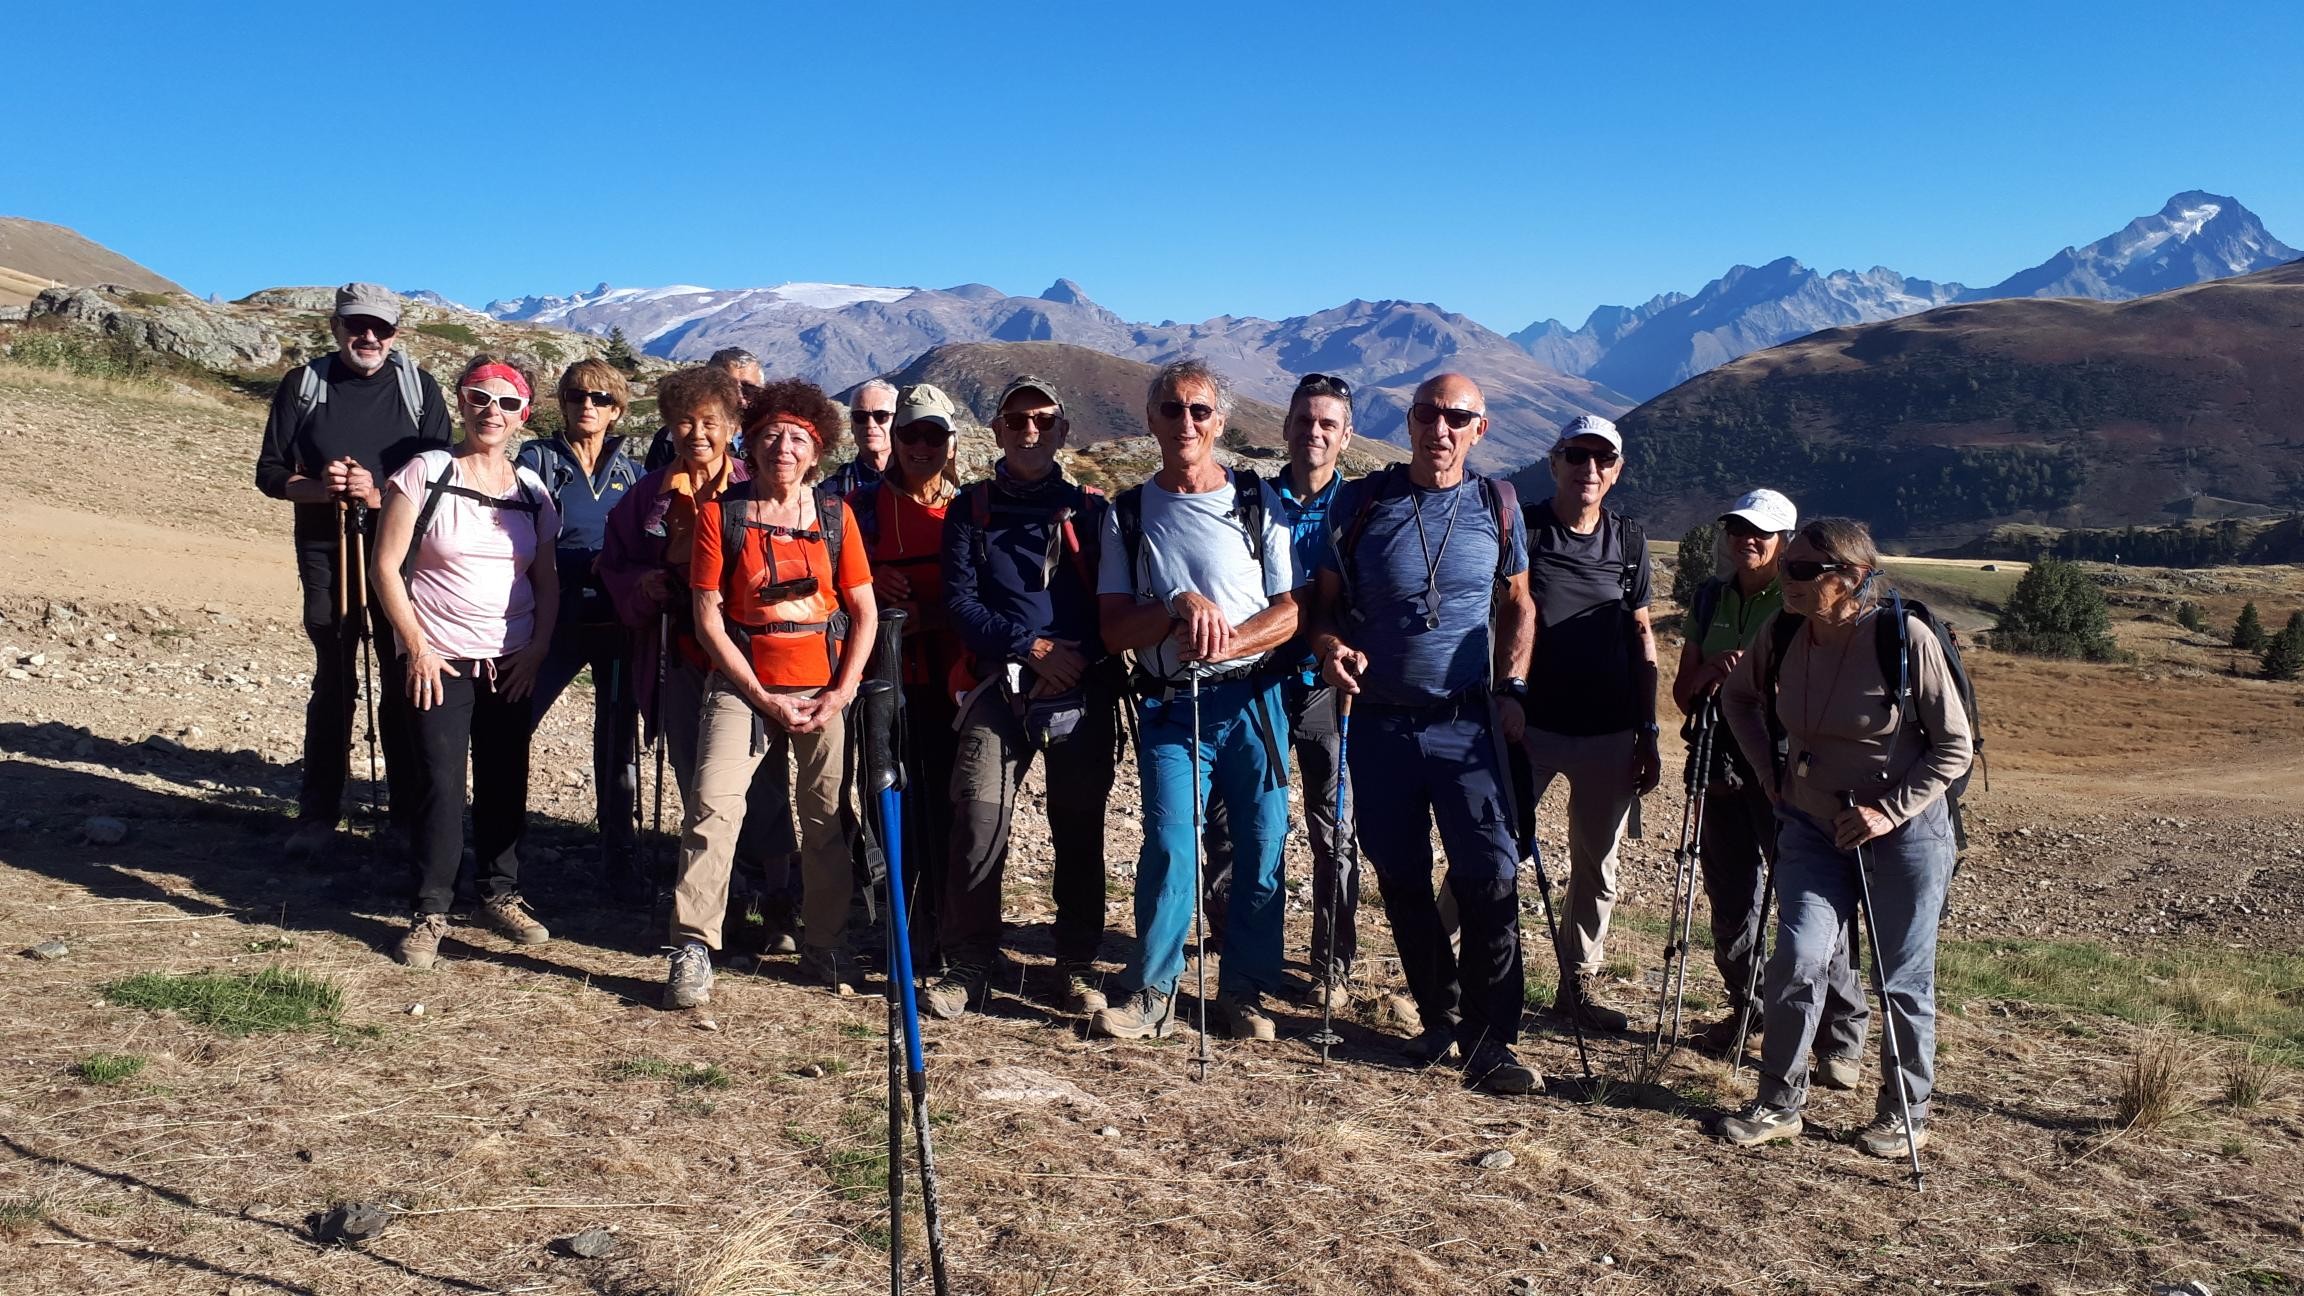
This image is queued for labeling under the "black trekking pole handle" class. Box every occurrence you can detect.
[869,607,909,790]
[860,679,901,797]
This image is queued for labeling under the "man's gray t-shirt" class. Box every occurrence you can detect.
[1097,470,1296,681]
[1324,470,1528,709]
[1526,501,1652,736]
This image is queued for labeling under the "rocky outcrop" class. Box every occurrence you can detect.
[27,286,285,370]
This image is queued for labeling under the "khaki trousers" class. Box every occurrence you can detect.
[1524,725,1640,977]
[670,679,850,952]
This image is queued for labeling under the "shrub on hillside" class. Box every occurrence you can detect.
[2262,612,2304,681]
[2175,601,2207,633]
[2232,601,2268,651]
[414,320,478,347]
[1673,522,1718,616]
[1993,557,2116,660]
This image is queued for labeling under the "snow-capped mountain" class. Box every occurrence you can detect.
[482,281,917,350]
[1511,191,2298,402]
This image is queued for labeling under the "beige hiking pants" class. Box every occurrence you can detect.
[1524,725,1640,977]
[670,679,850,952]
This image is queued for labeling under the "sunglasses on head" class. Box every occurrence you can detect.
[561,389,616,409]
[895,421,954,446]
[1782,559,1848,583]
[1296,372,1352,401]
[339,316,396,340]
[1157,399,1218,423]
[1409,402,1481,430]
[999,410,1060,433]
[461,387,530,414]
[851,408,893,425]
[1556,445,1619,468]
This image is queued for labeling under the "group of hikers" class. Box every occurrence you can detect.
[255,284,1974,1166]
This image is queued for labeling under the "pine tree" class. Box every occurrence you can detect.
[2232,601,2268,651]
[1672,522,1719,619]
[603,326,640,378]
[1994,557,2116,660]
[2262,612,2304,681]
[2175,601,2206,633]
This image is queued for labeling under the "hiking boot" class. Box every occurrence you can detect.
[1400,1023,1459,1066]
[478,892,549,945]
[1217,993,1278,1042]
[799,945,856,997]
[664,941,714,1009]
[284,817,339,862]
[395,912,449,970]
[1692,1011,1761,1055]
[1858,1111,1929,1159]
[1380,992,1424,1035]
[1464,1041,1540,1095]
[1715,1101,1804,1147]
[1560,973,1633,1032]
[1057,962,1108,1015]
[1816,1054,1861,1091]
[1300,976,1351,1012]
[1090,987,1176,1040]
[922,965,987,1021]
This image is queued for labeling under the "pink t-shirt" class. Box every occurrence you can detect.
[387,450,560,661]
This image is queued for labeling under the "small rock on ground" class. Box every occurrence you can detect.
[26,940,69,961]
[314,1202,393,1245]
[563,1227,617,1259]
[81,815,128,845]
[1476,1149,1516,1170]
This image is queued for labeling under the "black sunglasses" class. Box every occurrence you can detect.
[1722,516,1768,539]
[895,421,954,446]
[1783,560,1848,583]
[339,316,396,340]
[1296,372,1353,400]
[1157,400,1217,423]
[999,410,1061,433]
[561,389,617,409]
[851,408,893,425]
[1556,445,1620,467]
[1409,402,1481,430]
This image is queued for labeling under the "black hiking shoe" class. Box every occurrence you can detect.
[1693,1011,1760,1055]
[1400,1023,1458,1066]
[1463,1042,1540,1095]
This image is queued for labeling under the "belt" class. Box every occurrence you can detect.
[1357,685,1492,725]
[1129,660,1263,699]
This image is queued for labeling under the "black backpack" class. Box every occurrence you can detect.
[714,487,850,670]
[1762,590,1984,848]
[1112,468,1268,593]
[962,477,1106,593]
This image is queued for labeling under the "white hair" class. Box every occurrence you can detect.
[854,377,898,405]
[1148,357,1233,414]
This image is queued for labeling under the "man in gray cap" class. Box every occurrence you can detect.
[253,284,452,859]
[924,374,1121,1019]
[1521,413,1659,1033]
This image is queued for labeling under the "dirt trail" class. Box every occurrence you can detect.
[0,490,295,608]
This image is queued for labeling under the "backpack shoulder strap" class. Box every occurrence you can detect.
[1115,485,1145,591]
[1761,610,1803,761]
[293,357,330,435]
[391,350,424,429]
[1231,468,1267,566]
[1480,474,1521,587]
[1692,577,1725,638]
[819,491,847,582]
[400,454,462,579]
[1614,512,1647,607]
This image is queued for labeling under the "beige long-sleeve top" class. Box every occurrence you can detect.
[1720,607,1974,828]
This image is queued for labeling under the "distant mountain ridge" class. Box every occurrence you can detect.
[0,217,183,308]
[1512,191,2298,401]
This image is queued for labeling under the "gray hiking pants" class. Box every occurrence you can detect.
[1757,799,1955,1121]
[1703,778,1865,1058]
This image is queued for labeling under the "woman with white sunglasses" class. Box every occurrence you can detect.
[372,354,562,969]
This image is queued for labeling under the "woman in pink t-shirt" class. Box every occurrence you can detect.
[372,354,562,969]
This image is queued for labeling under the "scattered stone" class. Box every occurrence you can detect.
[973,1065,1107,1112]
[690,1016,721,1032]
[4,669,26,682]
[2151,1283,2214,1296]
[1599,1255,1616,1267]
[1476,1149,1516,1170]
[27,940,69,961]
[313,1201,394,1246]
[81,816,129,845]
[563,1227,618,1259]
[1509,1278,1537,1296]
[1096,1125,1121,1138]
[406,1003,425,1017]
[797,1062,827,1079]
[145,734,186,755]
[295,1148,315,1163]
[24,653,46,667]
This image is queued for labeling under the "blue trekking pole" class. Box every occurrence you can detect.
[1306,692,1353,1064]
[861,668,952,1294]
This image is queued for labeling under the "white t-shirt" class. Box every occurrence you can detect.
[387,450,560,661]
[1096,470,1296,680]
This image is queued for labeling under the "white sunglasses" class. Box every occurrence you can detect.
[461,387,530,414]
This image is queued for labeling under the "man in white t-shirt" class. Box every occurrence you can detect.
[1091,359,1299,1042]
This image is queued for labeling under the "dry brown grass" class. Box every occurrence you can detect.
[2114,1031,2193,1131]
[2225,1046,2281,1111]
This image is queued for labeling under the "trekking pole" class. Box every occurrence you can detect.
[1728,853,1775,1080]
[1842,791,1927,1192]
[869,609,910,1295]
[1507,739,1592,1081]
[349,502,382,821]
[862,674,953,1295]
[1306,692,1352,1063]
[1648,698,1715,1061]
[1187,670,1213,1083]
[650,613,671,931]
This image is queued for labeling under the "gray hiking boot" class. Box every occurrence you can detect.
[1857,1111,1929,1159]
[799,945,857,997]
[1693,1010,1760,1055]
[1091,987,1176,1040]
[478,892,549,945]
[395,912,449,970]
[1816,1053,1861,1091]
[1716,1101,1804,1147]
[285,817,339,862]
[664,942,715,1009]
[1464,1041,1540,1095]
[922,965,987,1021]
[1561,973,1633,1032]
[1217,993,1278,1042]
[1057,962,1108,1015]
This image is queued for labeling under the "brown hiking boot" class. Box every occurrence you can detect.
[396,912,449,969]
[1815,1053,1861,1091]
[1090,987,1176,1040]
[1057,962,1108,1015]
[478,893,549,945]
[1693,1010,1761,1055]
[1560,973,1632,1032]
[1217,993,1278,1042]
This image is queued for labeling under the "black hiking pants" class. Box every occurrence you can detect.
[407,659,532,915]
[301,601,420,832]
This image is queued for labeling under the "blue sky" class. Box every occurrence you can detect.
[10,0,2301,333]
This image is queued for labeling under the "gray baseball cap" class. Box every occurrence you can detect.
[334,283,402,326]
[996,374,1064,414]
[1553,413,1622,453]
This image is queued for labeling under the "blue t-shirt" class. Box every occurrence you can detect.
[1324,469,1527,708]
[1096,470,1296,681]
[1272,470,1343,680]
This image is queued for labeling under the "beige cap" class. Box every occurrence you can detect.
[334,282,402,326]
[893,382,960,431]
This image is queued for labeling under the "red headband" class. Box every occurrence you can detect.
[465,363,531,401]
[763,414,821,444]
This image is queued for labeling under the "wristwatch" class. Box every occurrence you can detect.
[1637,720,1661,739]
[1501,677,1530,702]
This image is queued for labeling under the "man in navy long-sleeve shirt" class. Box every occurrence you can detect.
[923,376,1119,1020]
